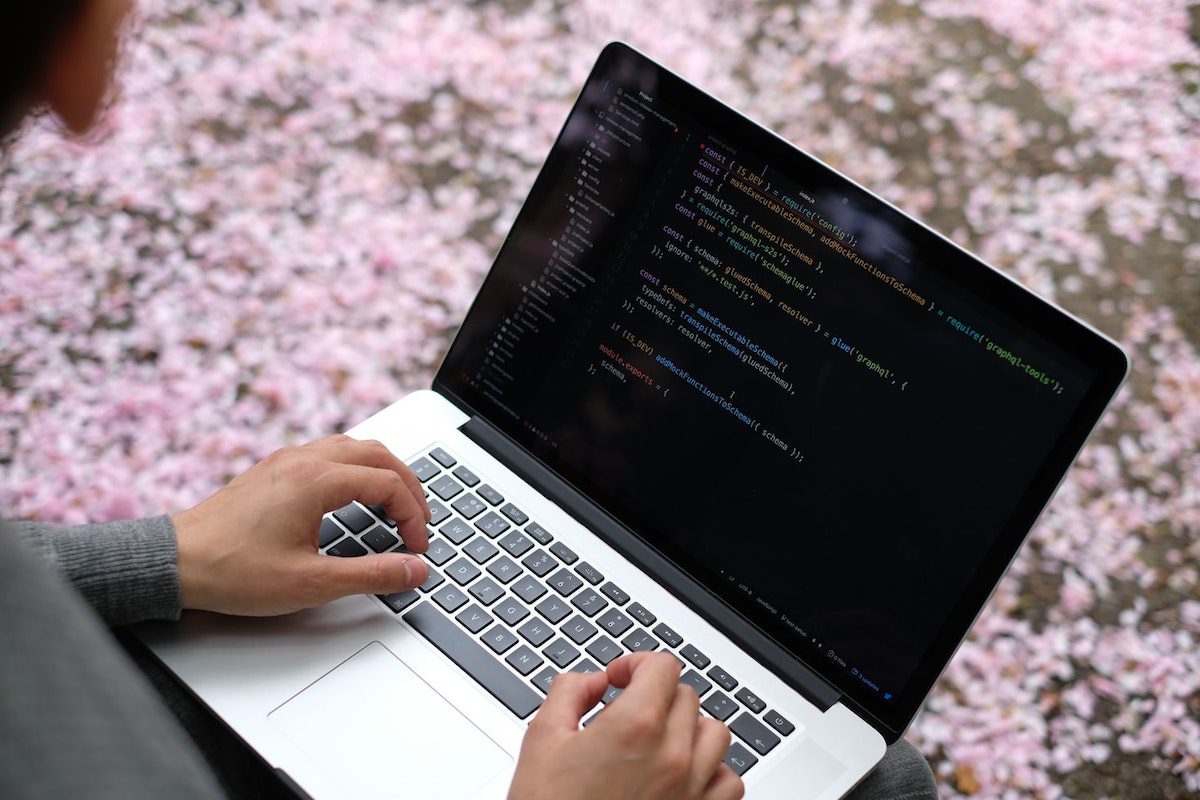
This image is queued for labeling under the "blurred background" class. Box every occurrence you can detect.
[1,1,1197,796]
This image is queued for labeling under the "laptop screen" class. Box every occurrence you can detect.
[436,43,1127,734]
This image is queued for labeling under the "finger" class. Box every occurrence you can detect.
[313,463,429,553]
[605,651,682,718]
[702,764,745,800]
[662,682,701,757]
[306,552,428,603]
[530,670,608,735]
[305,435,431,525]
[688,717,732,797]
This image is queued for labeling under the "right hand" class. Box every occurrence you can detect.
[509,652,744,800]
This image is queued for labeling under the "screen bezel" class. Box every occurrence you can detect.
[433,41,1130,739]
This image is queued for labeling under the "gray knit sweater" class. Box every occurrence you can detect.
[0,517,223,798]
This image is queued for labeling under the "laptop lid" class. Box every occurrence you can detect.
[433,42,1129,741]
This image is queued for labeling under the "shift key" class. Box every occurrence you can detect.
[403,603,542,719]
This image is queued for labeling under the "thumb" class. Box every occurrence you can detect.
[309,553,428,602]
[530,670,608,734]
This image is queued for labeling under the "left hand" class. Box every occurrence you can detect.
[172,434,431,616]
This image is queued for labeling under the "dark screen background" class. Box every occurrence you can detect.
[439,44,1116,730]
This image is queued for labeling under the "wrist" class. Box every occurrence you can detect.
[172,507,215,612]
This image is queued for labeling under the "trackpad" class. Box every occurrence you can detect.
[269,641,511,799]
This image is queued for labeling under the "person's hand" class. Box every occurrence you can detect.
[509,652,744,800]
[171,434,431,616]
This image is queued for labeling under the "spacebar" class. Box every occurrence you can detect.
[403,602,542,719]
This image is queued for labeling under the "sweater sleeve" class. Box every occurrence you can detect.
[9,516,183,626]
[0,522,225,799]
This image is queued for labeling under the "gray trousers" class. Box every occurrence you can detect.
[124,636,938,800]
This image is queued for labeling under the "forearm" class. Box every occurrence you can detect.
[10,516,183,626]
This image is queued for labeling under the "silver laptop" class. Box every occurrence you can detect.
[136,42,1129,799]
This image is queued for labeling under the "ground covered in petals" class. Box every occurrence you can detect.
[2,1,1197,797]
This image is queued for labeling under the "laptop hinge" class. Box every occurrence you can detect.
[460,415,842,712]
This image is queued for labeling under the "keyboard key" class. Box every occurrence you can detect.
[701,691,738,722]
[465,536,500,564]
[599,582,629,605]
[468,577,505,606]
[535,596,572,625]
[597,609,634,637]
[735,688,766,714]
[432,585,469,613]
[602,685,624,704]
[428,474,465,501]
[628,602,656,627]
[680,670,713,697]
[476,484,504,505]
[456,604,494,633]
[332,503,374,534]
[474,511,510,538]
[439,517,475,544]
[498,530,534,558]
[681,644,710,670]
[326,539,368,558]
[481,624,518,655]
[730,712,780,755]
[622,628,660,652]
[451,494,486,520]
[505,645,544,676]
[429,447,456,468]
[521,549,557,577]
[486,555,523,584]
[574,562,604,585]
[570,658,603,675]
[362,526,399,553]
[408,457,440,482]
[499,503,529,525]
[707,666,738,692]
[653,623,683,648]
[524,522,553,545]
[452,465,479,486]
[723,742,758,776]
[403,604,540,718]
[764,710,796,736]
[377,590,420,613]
[365,504,397,528]
[585,636,623,666]
[418,568,445,593]
[543,638,580,668]
[494,598,530,627]
[424,538,458,566]
[549,542,578,564]
[511,576,547,604]
[562,615,598,645]
[518,617,555,647]
[427,499,451,526]
[531,666,558,694]
[571,589,608,618]
[446,557,481,585]
[549,568,583,597]
[318,517,346,548]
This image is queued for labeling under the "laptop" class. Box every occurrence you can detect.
[136,42,1129,799]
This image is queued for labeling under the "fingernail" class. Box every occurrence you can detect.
[403,556,425,586]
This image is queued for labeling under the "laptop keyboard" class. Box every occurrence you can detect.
[317,444,798,777]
